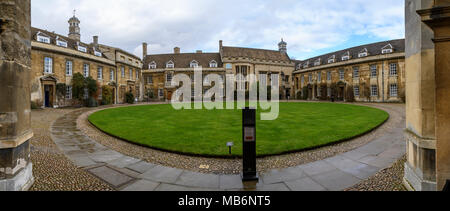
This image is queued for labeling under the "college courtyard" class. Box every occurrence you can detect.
[1,0,450,192]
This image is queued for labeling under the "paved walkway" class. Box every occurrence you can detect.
[50,104,406,191]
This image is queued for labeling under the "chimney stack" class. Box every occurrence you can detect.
[174,47,180,54]
[93,36,99,46]
[219,40,223,49]
[143,42,148,59]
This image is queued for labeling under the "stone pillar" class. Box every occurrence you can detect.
[403,0,437,191]
[0,0,34,191]
[418,0,450,191]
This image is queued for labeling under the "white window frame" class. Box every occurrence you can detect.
[318,72,322,82]
[339,69,345,80]
[166,72,173,82]
[308,74,312,83]
[225,63,232,69]
[209,60,218,68]
[83,64,90,78]
[371,85,378,97]
[147,76,153,84]
[358,52,368,58]
[166,61,174,68]
[110,69,114,81]
[382,44,394,54]
[328,56,336,64]
[56,40,68,47]
[129,68,133,80]
[354,86,360,97]
[342,55,350,61]
[314,59,321,66]
[370,65,377,78]
[136,70,139,80]
[37,34,50,44]
[94,50,102,57]
[97,67,103,80]
[44,57,53,74]
[149,61,157,69]
[65,60,73,76]
[190,60,199,68]
[382,49,393,54]
[327,71,331,81]
[159,89,164,97]
[78,46,87,53]
[390,84,398,97]
[66,86,72,100]
[121,67,125,77]
[389,63,398,76]
[353,67,359,79]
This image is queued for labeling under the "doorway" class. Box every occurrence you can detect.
[44,85,53,107]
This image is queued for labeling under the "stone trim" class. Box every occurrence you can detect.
[0,131,33,149]
[294,53,405,74]
[0,163,34,191]
[32,41,116,66]
[404,129,436,150]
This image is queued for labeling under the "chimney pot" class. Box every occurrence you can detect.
[93,36,99,45]
[142,42,148,59]
[174,47,180,54]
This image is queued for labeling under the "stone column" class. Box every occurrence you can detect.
[403,0,437,191]
[0,0,34,191]
[418,0,450,191]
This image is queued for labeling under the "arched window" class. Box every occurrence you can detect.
[166,60,174,68]
[190,60,199,68]
[149,61,157,69]
[209,60,217,68]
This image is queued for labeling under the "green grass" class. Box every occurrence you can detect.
[88,103,389,157]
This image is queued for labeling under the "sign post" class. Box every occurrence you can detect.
[242,107,258,181]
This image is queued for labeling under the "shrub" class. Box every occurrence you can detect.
[346,85,355,102]
[296,91,302,100]
[125,91,134,104]
[302,86,309,100]
[72,73,86,101]
[31,101,40,110]
[86,97,99,107]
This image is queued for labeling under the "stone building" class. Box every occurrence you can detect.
[141,39,295,101]
[30,14,142,107]
[293,39,406,103]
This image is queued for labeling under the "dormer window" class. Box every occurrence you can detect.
[190,60,199,68]
[342,52,350,61]
[209,60,218,68]
[94,49,102,57]
[358,48,368,58]
[36,32,50,44]
[328,55,336,64]
[303,61,309,68]
[314,59,321,66]
[382,44,394,54]
[56,37,67,47]
[149,61,157,69]
[78,45,87,53]
[166,61,174,68]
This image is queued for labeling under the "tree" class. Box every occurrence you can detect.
[101,85,113,105]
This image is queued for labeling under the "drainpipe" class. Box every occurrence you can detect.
[382,60,385,102]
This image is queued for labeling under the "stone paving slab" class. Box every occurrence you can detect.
[138,165,183,184]
[107,156,141,169]
[175,171,220,189]
[126,161,155,174]
[309,169,361,191]
[285,177,327,191]
[261,167,306,184]
[88,166,135,188]
[155,183,219,191]
[120,179,160,191]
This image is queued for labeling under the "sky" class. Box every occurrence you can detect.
[31,0,405,60]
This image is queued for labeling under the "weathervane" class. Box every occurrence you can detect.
[73,9,76,17]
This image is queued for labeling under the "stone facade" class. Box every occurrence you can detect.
[293,39,406,103]
[404,0,450,191]
[30,15,142,108]
[0,0,34,191]
[142,40,295,101]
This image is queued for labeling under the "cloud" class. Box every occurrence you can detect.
[31,0,405,60]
